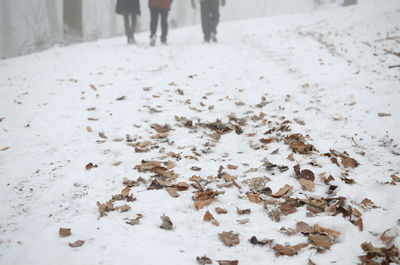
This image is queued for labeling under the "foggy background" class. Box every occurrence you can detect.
[0,0,332,60]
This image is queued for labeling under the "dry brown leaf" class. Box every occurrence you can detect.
[121,187,130,197]
[378,112,391,117]
[260,137,276,144]
[116,96,126,101]
[87,107,96,111]
[294,118,305,126]
[1,146,10,151]
[290,142,312,154]
[99,132,108,139]
[249,236,274,246]
[237,218,250,225]
[175,182,189,191]
[287,154,294,161]
[296,222,314,234]
[59,228,71,237]
[90,84,97,91]
[197,256,213,265]
[272,184,293,198]
[96,201,107,217]
[215,207,228,214]
[237,208,251,215]
[88,117,98,121]
[0,117,5,123]
[116,204,131,212]
[86,126,93,132]
[227,164,238,170]
[160,214,173,230]
[126,214,143,225]
[166,187,179,198]
[380,228,397,244]
[203,211,215,222]
[308,234,332,249]
[194,199,214,210]
[314,224,341,238]
[391,174,400,182]
[274,243,309,256]
[298,179,315,191]
[150,133,168,139]
[247,193,261,203]
[235,101,245,106]
[217,261,238,265]
[69,240,85,248]
[85,162,98,171]
[218,231,240,246]
[341,156,359,168]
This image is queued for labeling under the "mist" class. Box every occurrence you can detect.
[1,0,322,59]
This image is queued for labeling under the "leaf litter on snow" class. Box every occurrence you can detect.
[83,88,394,262]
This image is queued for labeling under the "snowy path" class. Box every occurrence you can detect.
[1,1,400,264]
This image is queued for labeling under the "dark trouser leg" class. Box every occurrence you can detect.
[210,0,220,35]
[200,0,211,41]
[150,8,160,38]
[160,9,169,43]
[129,13,137,38]
[123,13,130,38]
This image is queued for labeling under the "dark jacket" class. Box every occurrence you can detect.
[148,0,172,10]
[116,0,141,15]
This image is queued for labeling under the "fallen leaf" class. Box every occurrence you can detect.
[90,84,97,91]
[197,256,212,265]
[0,117,5,122]
[96,201,107,217]
[203,211,215,222]
[194,199,214,210]
[215,207,228,214]
[217,261,238,265]
[116,96,126,101]
[175,182,189,191]
[237,218,250,225]
[298,179,314,191]
[112,161,122,166]
[308,234,332,249]
[99,132,108,139]
[274,243,309,256]
[296,222,314,234]
[249,236,274,246]
[314,224,341,238]
[247,193,261,203]
[121,187,130,197]
[1,146,10,151]
[218,231,240,246]
[86,126,93,132]
[391,174,400,182]
[160,214,173,230]
[85,163,98,171]
[87,107,96,111]
[116,204,131,212]
[293,118,305,126]
[227,164,238,170]
[378,112,391,117]
[59,228,71,237]
[290,142,312,154]
[237,208,251,215]
[380,228,397,244]
[341,156,359,168]
[166,187,179,198]
[151,133,168,139]
[69,240,85,248]
[272,184,293,198]
[126,214,143,225]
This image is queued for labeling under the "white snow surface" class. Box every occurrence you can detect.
[1,1,400,264]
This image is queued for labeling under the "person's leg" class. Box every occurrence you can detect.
[150,8,159,41]
[200,0,211,42]
[210,0,220,36]
[130,12,137,43]
[123,12,131,43]
[160,9,169,44]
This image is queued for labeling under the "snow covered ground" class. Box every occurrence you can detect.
[0,0,399,264]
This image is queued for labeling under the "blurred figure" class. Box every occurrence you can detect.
[191,0,226,43]
[116,0,141,44]
[148,0,173,46]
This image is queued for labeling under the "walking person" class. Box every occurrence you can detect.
[148,0,173,46]
[191,0,226,43]
[116,0,141,44]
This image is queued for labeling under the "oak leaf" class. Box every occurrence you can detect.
[69,240,85,248]
[59,228,71,237]
[218,231,240,246]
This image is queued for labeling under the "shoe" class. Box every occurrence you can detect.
[203,39,210,44]
[161,39,167,45]
[150,35,156,46]
[210,33,218,43]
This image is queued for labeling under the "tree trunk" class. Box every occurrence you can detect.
[46,0,61,43]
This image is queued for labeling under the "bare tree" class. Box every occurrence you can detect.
[46,0,61,43]
[1,0,15,58]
